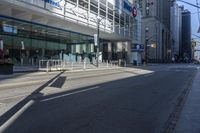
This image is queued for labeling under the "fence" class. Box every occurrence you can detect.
[39,60,122,72]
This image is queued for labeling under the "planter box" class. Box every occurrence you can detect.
[0,63,13,75]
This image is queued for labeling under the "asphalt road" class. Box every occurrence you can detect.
[0,64,198,133]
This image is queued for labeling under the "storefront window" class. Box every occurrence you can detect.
[0,16,95,65]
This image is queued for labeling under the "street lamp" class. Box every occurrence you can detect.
[144,27,149,65]
[96,16,104,68]
[96,18,100,67]
[144,26,158,65]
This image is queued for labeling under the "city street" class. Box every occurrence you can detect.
[0,0,199,132]
[0,64,199,133]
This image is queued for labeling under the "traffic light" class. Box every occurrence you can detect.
[151,43,156,48]
[192,40,197,47]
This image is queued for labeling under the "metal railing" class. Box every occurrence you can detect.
[39,60,123,72]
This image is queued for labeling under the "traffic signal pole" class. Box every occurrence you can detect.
[145,39,148,65]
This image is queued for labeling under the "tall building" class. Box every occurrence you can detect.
[181,9,192,60]
[139,0,172,62]
[0,0,138,65]
[170,2,182,59]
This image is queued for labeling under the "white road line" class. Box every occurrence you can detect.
[0,100,35,132]
[142,73,154,77]
[40,86,100,102]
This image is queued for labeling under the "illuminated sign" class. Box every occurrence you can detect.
[3,24,17,34]
[43,0,63,9]
[123,1,137,17]
[123,1,132,13]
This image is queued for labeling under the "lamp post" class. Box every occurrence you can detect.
[144,27,149,65]
[96,18,100,68]
[96,16,104,68]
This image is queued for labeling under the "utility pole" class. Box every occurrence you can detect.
[144,27,149,65]
[96,18,100,68]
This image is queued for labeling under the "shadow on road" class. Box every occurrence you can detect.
[50,76,67,88]
[0,71,65,126]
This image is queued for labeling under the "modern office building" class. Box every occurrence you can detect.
[181,9,192,60]
[139,0,172,62]
[0,0,138,65]
[170,2,182,60]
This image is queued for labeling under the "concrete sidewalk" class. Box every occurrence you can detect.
[174,69,200,133]
[13,66,39,73]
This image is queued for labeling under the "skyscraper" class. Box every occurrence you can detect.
[171,2,182,60]
[181,9,192,60]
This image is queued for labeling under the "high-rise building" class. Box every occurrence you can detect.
[170,2,182,60]
[181,9,192,60]
[139,0,172,62]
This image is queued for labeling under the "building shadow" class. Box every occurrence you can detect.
[0,71,65,126]
[0,68,158,133]
[50,76,67,88]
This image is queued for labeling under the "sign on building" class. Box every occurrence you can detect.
[123,0,137,17]
[131,44,144,52]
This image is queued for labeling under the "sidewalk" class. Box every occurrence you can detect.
[174,69,200,133]
[0,66,40,79]
[13,66,39,73]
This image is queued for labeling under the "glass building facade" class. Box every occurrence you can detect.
[0,0,138,65]
[0,15,96,65]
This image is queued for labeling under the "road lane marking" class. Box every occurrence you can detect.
[0,100,35,132]
[142,73,154,77]
[40,86,100,102]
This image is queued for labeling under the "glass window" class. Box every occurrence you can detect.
[46,27,60,43]
[71,33,80,43]
[0,34,12,46]
[32,24,46,40]
[13,20,31,38]
[79,0,88,10]
[13,36,31,49]
[32,39,46,49]
[0,18,16,35]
